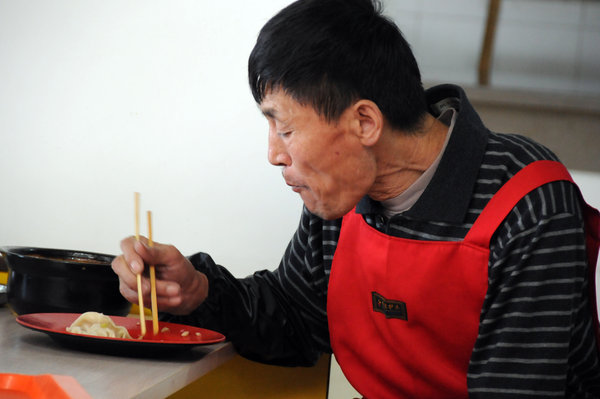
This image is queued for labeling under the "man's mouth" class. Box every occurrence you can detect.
[285,180,303,192]
[283,170,303,192]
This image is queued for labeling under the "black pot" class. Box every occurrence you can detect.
[2,246,131,316]
[0,252,7,305]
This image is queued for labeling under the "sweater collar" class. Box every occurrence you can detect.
[356,84,489,224]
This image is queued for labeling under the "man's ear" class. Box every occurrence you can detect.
[352,99,383,147]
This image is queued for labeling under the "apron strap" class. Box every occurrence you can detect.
[465,159,600,351]
[464,160,573,248]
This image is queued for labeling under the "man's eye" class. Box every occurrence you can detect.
[278,131,292,138]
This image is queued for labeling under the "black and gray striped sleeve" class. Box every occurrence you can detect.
[168,206,334,366]
[467,179,600,397]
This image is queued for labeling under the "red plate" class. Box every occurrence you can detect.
[0,373,92,399]
[16,313,226,357]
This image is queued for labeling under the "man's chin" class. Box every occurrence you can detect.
[303,201,350,221]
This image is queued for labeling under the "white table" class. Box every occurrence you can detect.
[0,307,235,398]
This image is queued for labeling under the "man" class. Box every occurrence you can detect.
[112,0,600,397]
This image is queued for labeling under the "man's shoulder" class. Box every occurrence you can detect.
[470,133,580,230]
[478,131,561,188]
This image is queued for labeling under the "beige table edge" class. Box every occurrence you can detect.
[131,341,236,399]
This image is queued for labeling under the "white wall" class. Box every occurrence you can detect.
[0,0,301,275]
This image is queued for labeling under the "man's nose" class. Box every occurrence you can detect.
[268,130,291,167]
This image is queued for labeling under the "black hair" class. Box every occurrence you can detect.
[248,0,427,132]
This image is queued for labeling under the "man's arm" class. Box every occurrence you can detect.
[162,207,333,366]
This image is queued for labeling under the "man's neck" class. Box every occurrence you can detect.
[368,113,449,202]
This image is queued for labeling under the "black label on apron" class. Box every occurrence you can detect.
[372,292,408,321]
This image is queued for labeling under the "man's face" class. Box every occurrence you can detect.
[260,89,376,220]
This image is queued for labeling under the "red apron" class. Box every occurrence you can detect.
[328,160,600,398]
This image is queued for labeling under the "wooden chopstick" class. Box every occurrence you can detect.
[134,192,146,337]
[147,211,159,335]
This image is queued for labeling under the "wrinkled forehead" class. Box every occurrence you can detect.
[259,86,345,127]
[259,88,305,120]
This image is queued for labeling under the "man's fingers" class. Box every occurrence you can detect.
[139,241,183,268]
[131,279,182,311]
[118,236,152,274]
[111,255,137,288]
[154,279,181,298]
[117,274,141,304]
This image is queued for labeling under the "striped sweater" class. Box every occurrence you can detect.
[174,84,600,397]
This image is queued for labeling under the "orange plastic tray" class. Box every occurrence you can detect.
[0,374,92,399]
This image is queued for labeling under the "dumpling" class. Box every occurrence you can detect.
[66,311,132,339]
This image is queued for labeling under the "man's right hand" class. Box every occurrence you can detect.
[111,236,208,315]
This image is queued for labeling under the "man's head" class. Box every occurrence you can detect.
[248,0,427,132]
[249,0,429,220]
